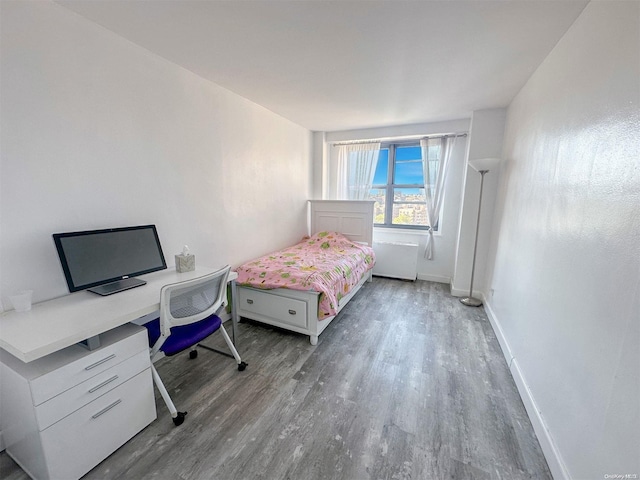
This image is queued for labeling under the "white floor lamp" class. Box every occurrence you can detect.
[460,157,501,307]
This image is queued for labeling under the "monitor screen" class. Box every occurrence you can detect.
[53,225,167,294]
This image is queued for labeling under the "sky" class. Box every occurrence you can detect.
[372,146,424,185]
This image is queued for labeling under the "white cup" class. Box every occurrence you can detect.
[9,290,33,312]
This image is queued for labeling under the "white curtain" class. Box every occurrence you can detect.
[421,135,457,260]
[336,143,381,200]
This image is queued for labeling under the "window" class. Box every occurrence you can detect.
[368,142,440,230]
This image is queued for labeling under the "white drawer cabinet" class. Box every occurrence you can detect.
[0,323,156,480]
[29,329,147,406]
[34,349,151,431]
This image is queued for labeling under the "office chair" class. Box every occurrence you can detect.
[143,265,247,426]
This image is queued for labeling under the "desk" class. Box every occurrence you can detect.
[0,266,239,363]
[0,266,240,480]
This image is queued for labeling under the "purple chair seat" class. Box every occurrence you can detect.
[144,314,222,357]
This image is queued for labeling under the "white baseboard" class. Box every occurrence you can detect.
[510,359,570,480]
[416,273,450,284]
[481,298,513,364]
[450,283,483,298]
[450,286,466,297]
[482,297,570,480]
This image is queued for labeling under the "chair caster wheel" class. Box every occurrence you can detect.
[189,350,198,359]
[238,361,248,371]
[172,411,187,426]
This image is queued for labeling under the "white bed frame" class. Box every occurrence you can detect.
[235,200,375,345]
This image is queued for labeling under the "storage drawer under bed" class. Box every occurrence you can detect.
[238,288,308,329]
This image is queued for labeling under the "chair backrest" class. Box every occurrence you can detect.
[159,265,231,338]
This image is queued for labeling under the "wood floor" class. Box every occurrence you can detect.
[1,278,551,480]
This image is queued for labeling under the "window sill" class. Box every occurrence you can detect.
[374,226,439,237]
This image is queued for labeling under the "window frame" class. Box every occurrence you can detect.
[372,141,434,231]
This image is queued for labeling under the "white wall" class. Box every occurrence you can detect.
[311,131,327,201]
[323,119,470,283]
[451,108,506,297]
[0,1,312,308]
[483,2,639,478]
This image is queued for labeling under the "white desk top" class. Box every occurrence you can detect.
[0,267,236,363]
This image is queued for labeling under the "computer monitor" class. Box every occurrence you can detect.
[53,225,167,295]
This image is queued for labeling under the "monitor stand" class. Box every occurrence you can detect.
[89,277,147,296]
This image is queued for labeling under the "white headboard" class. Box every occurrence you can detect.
[308,200,375,246]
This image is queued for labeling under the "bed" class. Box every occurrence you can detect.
[235,200,375,345]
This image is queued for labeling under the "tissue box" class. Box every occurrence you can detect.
[175,254,195,273]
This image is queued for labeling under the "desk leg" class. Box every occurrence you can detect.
[230,279,239,346]
[80,334,101,350]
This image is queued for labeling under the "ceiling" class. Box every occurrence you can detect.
[55,0,588,132]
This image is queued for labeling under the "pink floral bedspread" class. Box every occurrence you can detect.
[236,232,375,319]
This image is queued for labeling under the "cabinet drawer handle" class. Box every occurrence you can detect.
[288,309,296,315]
[88,375,119,394]
[246,299,254,304]
[91,399,122,419]
[85,353,116,370]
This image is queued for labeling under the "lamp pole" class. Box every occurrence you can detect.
[460,169,488,307]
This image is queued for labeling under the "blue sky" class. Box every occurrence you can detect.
[373,146,423,185]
